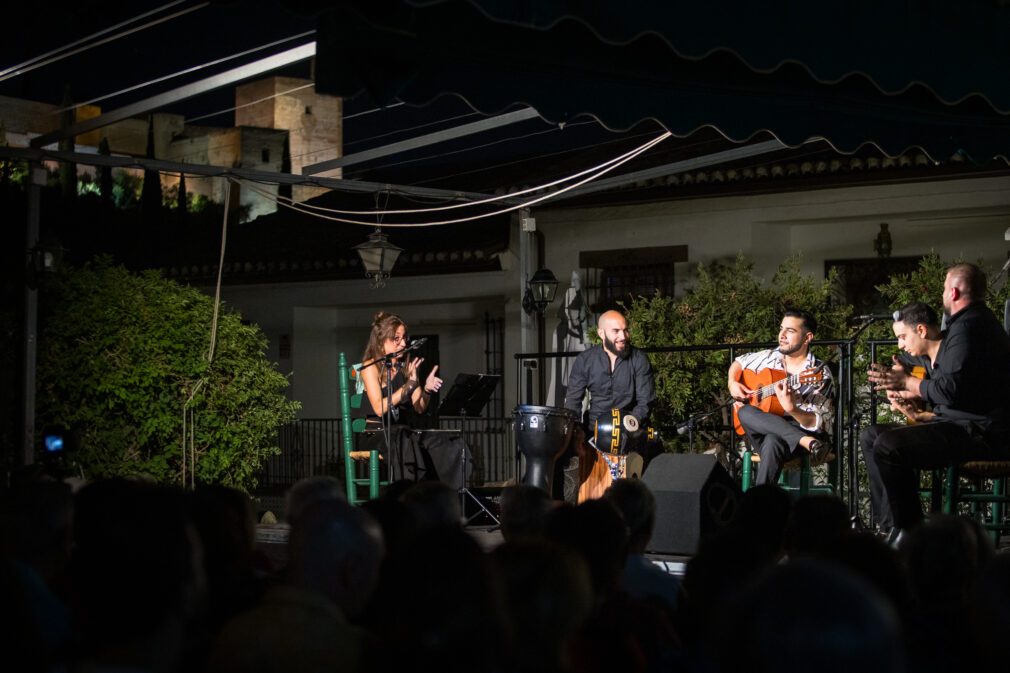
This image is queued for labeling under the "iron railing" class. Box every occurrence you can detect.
[263,415,516,490]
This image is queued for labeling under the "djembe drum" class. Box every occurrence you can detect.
[513,405,577,495]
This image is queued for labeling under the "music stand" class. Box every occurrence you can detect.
[438,373,501,525]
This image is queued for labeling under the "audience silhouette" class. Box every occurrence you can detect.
[3,468,1009,673]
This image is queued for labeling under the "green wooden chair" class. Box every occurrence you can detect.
[937,461,1010,545]
[339,352,385,504]
[740,448,836,496]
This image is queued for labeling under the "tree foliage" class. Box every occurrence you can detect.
[35,258,299,490]
[624,254,850,447]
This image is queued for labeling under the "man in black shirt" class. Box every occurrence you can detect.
[562,310,655,499]
[564,310,655,429]
[860,301,943,534]
[868,264,1010,537]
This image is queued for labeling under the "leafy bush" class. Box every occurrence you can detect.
[35,258,299,490]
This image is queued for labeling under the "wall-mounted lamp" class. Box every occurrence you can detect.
[353,227,402,288]
[522,267,559,315]
[27,238,65,289]
[873,222,892,258]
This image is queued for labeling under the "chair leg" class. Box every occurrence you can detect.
[369,449,381,500]
[991,478,1005,547]
[798,453,811,497]
[929,469,944,513]
[944,466,956,515]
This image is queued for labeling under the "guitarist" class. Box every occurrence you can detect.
[868,264,1010,541]
[728,308,834,486]
[861,301,943,535]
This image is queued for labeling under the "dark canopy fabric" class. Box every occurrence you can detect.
[309,0,1010,163]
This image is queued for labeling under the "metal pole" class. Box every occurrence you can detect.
[21,162,44,466]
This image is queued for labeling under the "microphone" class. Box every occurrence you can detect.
[852,313,897,322]
[406,337,428,350]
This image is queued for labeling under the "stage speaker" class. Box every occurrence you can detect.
[641,453,740,555]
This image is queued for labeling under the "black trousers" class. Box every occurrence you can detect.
[366,425,472,491]
[860,423,900,531]
[738,405,817,486]
[867,421,1010,529]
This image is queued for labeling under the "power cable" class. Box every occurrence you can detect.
[0,2,209,83]
[234,131,670,227]
[57,30,316,112]
[252,131,667,215]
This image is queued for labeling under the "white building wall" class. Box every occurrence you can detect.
[218,271,515,419]
[535,176,1010,291]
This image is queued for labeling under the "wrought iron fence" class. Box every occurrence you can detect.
[262,416,516,491]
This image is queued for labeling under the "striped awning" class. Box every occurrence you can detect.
[310,0,1010,163]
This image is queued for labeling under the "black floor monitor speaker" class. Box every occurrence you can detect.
[641,453,740,555]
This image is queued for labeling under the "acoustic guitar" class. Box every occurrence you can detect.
[895,364,927,424]
[731,363,827,435]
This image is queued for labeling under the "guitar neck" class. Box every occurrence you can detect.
[753,372,799,401]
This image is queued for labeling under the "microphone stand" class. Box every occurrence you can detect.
[840,316,887,525]
[674,400,736,475]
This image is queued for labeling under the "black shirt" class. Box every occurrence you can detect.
[365,368,415,426]
[919,301,1010,431]
[563,344,655,425]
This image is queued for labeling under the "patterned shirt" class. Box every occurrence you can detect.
[734,348,834,432]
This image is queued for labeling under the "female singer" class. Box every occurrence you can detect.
[360,312,443,427]
[359,312,468,488]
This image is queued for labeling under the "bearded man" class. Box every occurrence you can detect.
[563,310,655,500]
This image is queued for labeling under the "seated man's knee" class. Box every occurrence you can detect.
[872,430,903,464]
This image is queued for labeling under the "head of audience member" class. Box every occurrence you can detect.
[827,531,911,617]
[603,478,656,555]
[892,301,941,357]
[491,539,594,673]
[784,495,850,558]
[374,525,507,673]
[944,262,986,318]
[287,498,384,619]
[72,479,206,672]
[722,559,904,673]
[545,499,629,599]
[499,484,554,542]
[597,310,630,360]
[734,483,793,562]
[0,479,74,668]
[778,307,817,357]
[190,485,261,628]
[0,479,73,584]
[399,480,461,532]
[285,475,345,529]
[900,514,993,613]
[973,553,1010,670]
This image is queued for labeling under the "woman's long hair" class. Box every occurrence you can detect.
[362,312,407,381]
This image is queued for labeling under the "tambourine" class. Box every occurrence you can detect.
[593,409,656,456]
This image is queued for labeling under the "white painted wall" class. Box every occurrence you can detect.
[537,176,1010,293]
[218,271,515,419]
[211,174,1010,419]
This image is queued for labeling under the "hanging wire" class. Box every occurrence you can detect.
[344,111,481,148]
[343,102,405,120]
[0,0,190,79]
[57,31,316,112]
[185,82,315,123]
[233,131,671,227]
[0,2,209,83]
[246,129,667,216]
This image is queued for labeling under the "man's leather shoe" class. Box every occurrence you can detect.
[808,439,832,462]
